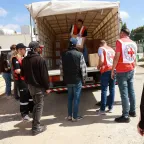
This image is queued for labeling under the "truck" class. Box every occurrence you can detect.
[26,0,120,92]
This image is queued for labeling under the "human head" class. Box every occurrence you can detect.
[16,43,27,56]
[77,19,83,29]
[120,28,130,38]
[29,41,40,53]
[100,40,107,47]
[69,37,78,48]
[10,44,16,51]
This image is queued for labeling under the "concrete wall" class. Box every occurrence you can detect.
[0,34,31,49]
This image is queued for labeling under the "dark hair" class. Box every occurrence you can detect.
[10,44,16,50]
[121,28,130,36]
[69,41,76,49]
[78,19,83,24]
[100,40,107,46]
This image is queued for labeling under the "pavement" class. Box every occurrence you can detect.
[0,66,144,144]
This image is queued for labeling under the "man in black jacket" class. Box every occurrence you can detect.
[21,41,50,136]
[60,38,87,122]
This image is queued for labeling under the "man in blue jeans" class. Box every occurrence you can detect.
[97,40,115,115]
[60,37,87,122]
[111,28,137,123]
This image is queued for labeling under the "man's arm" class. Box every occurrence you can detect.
[97,48,104,69]
[112,52,120,71]
[80,55,87,82]
[40,59,50,90]
[59,58,63,81]
[21,59,24,77]
[111,41,121,79]
[12,57,21,74]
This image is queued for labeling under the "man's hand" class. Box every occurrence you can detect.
[137,123,144,136]
[111,70,115,80]
[46,89,51,94]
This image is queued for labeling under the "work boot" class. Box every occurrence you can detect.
[129,112,136,117]
[115,116,130,123]
[32,125,47,136]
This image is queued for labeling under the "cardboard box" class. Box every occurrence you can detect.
[88,53,99,67]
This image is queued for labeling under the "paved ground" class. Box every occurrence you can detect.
[0,66,144,144]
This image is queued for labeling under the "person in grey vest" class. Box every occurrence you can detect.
[60,38,87,122]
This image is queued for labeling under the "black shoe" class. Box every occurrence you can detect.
[115,116,130,123]
[32,125,47,136]
[95,102,101,106]
[129,112,136,117]
[95,101,109,107]
[15,97,20,101]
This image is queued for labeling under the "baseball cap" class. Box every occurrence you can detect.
[70,37,78,45]
[29,41,40,50]
[16,43,27,50]
[121,28,130,36]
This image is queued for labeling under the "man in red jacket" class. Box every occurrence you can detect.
[70,19,88,65]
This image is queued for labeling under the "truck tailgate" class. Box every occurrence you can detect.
[48,67,99,76]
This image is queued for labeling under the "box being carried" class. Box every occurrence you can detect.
[88,53,99,67]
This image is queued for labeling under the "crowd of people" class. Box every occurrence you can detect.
[0,25,144,136]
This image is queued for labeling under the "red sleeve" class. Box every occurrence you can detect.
[116,40,121,53]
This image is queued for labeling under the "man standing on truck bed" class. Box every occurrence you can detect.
[60,37,87,122]
[21,41,50,136]
[97,40,115,115]
[70,19,88,65]
[111,28,137,123]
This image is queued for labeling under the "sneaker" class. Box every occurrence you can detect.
[107,109,113,113]
[32,125,47,136]
[22,115,31,122]
[96,109,106,115]
[65,116,72,121]
[129,112,136,117]
[115,116,130,123]
[72,116,83,122]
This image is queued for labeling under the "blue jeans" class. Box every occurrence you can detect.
[67,81,82,119]
[83,45,88,63]
[117,70,136,117]
[2,72,11,96]
[100,71,115,111]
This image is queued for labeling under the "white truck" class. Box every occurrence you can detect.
[26,0,120,92]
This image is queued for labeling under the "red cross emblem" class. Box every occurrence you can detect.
[128,48,135,57]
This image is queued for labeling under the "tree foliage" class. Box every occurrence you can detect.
[130,26,144,41]
[121,22,127,29]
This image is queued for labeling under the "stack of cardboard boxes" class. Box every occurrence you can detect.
[86,39,101,67]
[54,39,101,68]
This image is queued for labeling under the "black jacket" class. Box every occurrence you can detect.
[139,85,144,129]
[62,47,82,84]
[21,51,49,90]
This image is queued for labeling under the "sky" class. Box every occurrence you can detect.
[0,0,144,32]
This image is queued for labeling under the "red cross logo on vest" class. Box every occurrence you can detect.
[128,48,135,57]
[107,51,114,64]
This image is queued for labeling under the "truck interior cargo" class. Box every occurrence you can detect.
[26,1,119,89]
[27,1,119,69]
